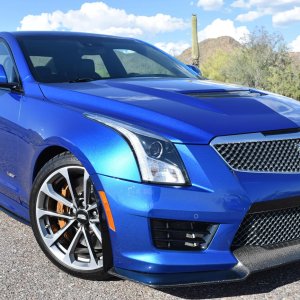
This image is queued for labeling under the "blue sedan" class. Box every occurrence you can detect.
[1,31,300,286]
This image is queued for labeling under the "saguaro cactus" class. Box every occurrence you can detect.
[192,14,200,67]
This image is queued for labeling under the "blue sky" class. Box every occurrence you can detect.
[1,0,300,55]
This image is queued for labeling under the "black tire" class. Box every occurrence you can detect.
[30,152,112,280]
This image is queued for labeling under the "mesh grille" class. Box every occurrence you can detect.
[213,138,300,173]
[232,206,300,248]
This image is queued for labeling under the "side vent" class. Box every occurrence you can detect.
[151,219,218,251]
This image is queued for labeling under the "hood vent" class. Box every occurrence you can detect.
[183,90,265,99]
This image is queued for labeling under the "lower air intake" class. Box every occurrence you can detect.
[151,219,218,251]
[232,205,300,248]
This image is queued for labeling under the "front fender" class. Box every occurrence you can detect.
[18,96,141,204]
[39,126,141,182]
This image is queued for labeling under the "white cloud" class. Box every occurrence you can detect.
[197,0,224,10]
[273,6,300,26]
[198,19,250,42]
[155,42,190,56]
[232,0,300,8]
[17,2,188,38]
[232,0,300,24]
[289,35,300,51]
[231,0,250,8]
[236,10,264,22]
[253,0,300,6]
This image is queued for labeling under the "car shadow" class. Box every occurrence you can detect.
[157,262,300,299]
[0,205,30,225]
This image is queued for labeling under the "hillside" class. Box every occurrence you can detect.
[176,36,300,68]
[176,36,241,66]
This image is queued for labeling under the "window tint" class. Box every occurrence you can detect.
[0,41,18,83]
[82,55,109,78]
[114,49,173,76]
[29,56,58,82]
[30,56,57,72]
[17,35,197,83]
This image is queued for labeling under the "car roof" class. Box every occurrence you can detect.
[6,31,137,41]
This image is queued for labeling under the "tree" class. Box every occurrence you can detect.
[201,50,232,82]
[267,65,300,100]
[198,27,300,100]
[226,28,287,88]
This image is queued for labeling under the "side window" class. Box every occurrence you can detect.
[0,41,18,83]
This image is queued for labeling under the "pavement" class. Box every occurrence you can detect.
[1,209,300,300]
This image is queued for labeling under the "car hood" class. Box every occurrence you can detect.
[39,78,300,144]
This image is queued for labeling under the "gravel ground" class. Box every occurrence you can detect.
[1,209,300,300]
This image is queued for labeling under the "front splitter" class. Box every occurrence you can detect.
[108,241,300,287]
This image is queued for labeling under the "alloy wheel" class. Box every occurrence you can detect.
[35,166,103,271]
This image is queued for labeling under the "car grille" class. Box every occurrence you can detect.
[232,205,300,248]
[213,138,300,173]
[151,219,218,251]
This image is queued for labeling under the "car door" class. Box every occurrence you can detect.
[0,40,22,202]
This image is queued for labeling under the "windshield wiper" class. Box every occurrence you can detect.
[69,78,98,83]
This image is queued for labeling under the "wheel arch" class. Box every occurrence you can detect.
[32,145,69,183]
[31,144,116,273]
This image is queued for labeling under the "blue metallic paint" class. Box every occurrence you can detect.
[39,80,300,144]
[97,144,300,275]
[1,31,300,285]
[0,65,7,83]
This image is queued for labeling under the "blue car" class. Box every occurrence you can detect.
[1,31,300,286]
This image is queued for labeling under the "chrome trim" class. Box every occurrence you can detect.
[210,131,300,174]
[211,131,300,145]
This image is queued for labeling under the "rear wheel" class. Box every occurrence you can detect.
[30,152,111,280]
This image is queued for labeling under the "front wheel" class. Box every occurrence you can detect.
[30,152,111,280]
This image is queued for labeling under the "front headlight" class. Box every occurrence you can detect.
[85,113,189,185]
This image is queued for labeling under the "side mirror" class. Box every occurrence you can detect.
[0,64,8,83]
[187,64,202,77]
[0,64,22,92]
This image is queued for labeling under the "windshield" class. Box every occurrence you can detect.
[16,34,197,83]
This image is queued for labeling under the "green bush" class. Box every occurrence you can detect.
[200,28,300,100]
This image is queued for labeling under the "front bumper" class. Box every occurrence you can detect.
[109,241,300,286]
[90,143,300,285]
